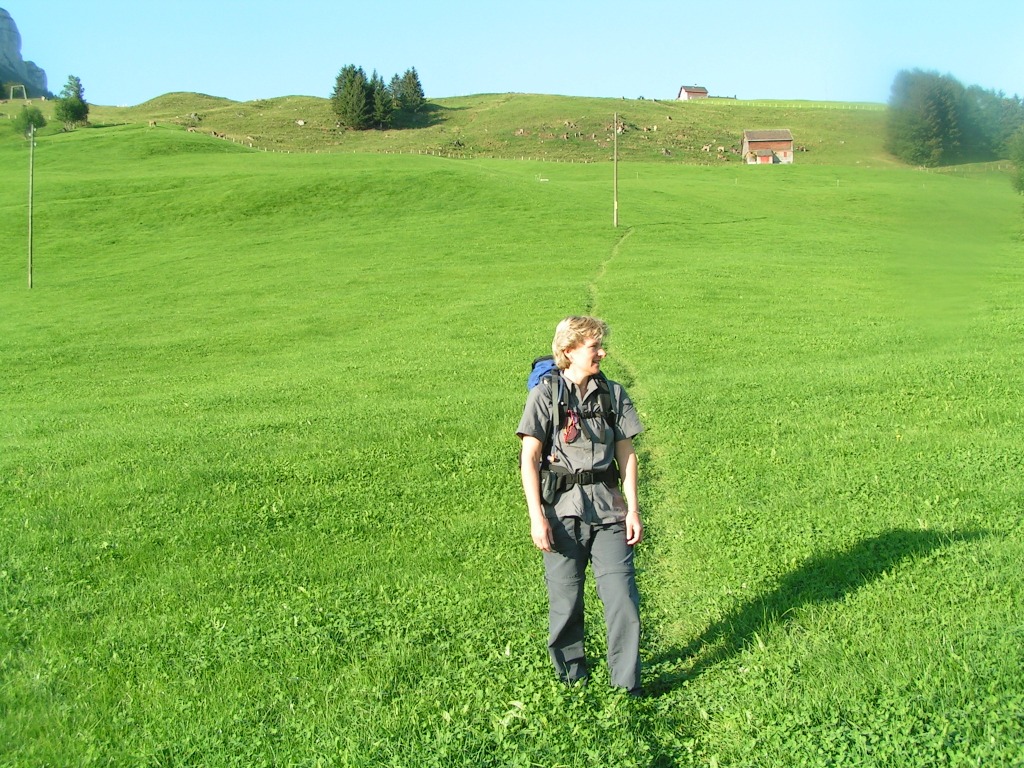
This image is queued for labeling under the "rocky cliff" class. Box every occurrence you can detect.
[0,8,48,98]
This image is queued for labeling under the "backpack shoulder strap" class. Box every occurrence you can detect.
[538,372,565,465]
[596,373,617,429]
[546,371,564,431]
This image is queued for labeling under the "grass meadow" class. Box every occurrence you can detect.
[1,113,1023,767]
[73,91,892,166]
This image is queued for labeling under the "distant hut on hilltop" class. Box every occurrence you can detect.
[742,129,794,164]
[676,85,709,101]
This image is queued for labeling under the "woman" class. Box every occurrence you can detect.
[516,315,645,694]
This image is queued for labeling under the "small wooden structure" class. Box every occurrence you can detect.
[742,129,794,164]
[676,85,709,101]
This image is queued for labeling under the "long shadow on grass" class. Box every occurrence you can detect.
[645,527,987,695]
[390,103,449,129]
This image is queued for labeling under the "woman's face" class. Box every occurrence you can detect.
[565,337,606,377]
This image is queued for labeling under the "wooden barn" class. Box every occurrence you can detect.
[676,85,709,101]
[742,129,794,164]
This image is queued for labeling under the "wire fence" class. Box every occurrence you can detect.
[685,100,886,112]
[218,141,600,161]
[927,161,1014,175]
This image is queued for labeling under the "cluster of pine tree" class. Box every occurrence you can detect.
[331,66,424,130]
[886,69,1024,168]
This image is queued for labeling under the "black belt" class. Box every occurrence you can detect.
[542,465,619,492]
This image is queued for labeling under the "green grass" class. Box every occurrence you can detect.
[1,117,1022,767]
[601,164,1024,764]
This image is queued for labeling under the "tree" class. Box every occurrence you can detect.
[886,69,965,166]
[386,67,426,128]
[60,74,86,102]
[331,65,371,130]
[959,86,1024,161]
[996,95,1024,157]
[1009,125,1024,194]
[397,67,425,114]
[54,74,89,130]
[12,105,46,137]
[368,70,393,129]
[959,85,996,161]
[389,73,403,109]
[331,65,426,131]
[886,70,1024,167]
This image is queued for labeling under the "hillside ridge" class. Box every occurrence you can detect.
[26,91,892,166]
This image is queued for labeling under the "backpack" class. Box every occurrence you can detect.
[526,355,617,466]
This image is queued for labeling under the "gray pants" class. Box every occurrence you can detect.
[543,516,641,691]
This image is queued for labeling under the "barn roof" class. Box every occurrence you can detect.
[679,85,708,94]
[744,129,794,141]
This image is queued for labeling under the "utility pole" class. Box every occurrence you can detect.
[28,123,34,289]
[613,112,619,228]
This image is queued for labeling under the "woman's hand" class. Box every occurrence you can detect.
[625,510,643,546]
[531,515,554,552]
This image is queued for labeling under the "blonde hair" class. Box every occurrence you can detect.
[552,315,609,369]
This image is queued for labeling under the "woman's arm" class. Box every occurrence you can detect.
[615,437,643,546]
[520,435,554,552]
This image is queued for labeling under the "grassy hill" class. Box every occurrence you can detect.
[11,90,891,165]
[1,101,1022,766]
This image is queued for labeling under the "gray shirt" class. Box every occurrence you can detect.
[517,373,644,524]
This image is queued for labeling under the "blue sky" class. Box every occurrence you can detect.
[5,0,1023,107]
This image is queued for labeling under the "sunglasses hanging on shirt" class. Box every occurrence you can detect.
[563,409,580,444]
